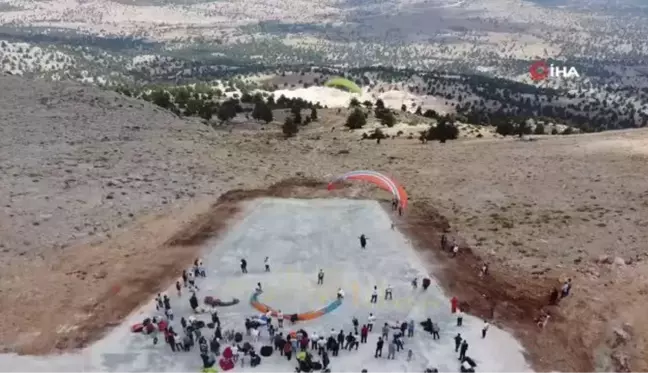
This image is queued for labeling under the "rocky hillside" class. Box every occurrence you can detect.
[0,74,239,258]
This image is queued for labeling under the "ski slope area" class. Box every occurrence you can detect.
[0,198,532,372]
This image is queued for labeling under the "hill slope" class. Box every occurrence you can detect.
[1,75,648,370]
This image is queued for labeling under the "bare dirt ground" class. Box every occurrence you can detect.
[2,75,648,371]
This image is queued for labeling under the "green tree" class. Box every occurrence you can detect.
[496,121,514,136]
[415,106,422,115]
[217,102,236,123]
[282,116,298,137]
[401,104,407,112]
[534,123,545,135]
[562,127,574,135]
[261,105,273,123]
[240,92,253,103]
[423,109,438,119]
[375,99,385,110]
[363,100,373,109]
[310,107,318,121]
[349,98,361,108]
[427,116,459,143]
[198,102,214,121]
[174,88,190,107]
[184,99,202,117]
[150,89,172,109]
[252,101,270,121]
[380,110,397,127]
[345,108,367,129]
[517,120,527,138]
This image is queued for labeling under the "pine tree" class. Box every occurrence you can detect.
[282,116,298,137]
[345,108,367,129]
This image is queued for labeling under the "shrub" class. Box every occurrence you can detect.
[345,108,367,129]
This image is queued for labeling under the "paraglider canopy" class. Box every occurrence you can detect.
[327,170,408,210]
[324,77,362,94]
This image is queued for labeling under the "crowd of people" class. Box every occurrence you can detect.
[134,239,503,373]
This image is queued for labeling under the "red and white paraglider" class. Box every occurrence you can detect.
[327,170,408,210]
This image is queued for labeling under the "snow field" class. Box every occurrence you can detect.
[0,198,532,372]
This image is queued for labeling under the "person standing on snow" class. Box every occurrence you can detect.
[361,324,369,343]
[322,349,330,370]
[311,332,319,350]
[187,269,195,288]
[264,256,270,272]
[368,313,376,332]
[411,278,418,289]
[337,288,345,299]
[189,292,199,313]
[452,244,459,258]
[459,340,469,361]
[251,327,260,342]
[155,294,163,311]
[175,281,182,297]
[454,333,462,352]
[375,337,384,358]
[482,320,490,338]
[277,310,284,328]
[317,336,326,355]
[385,285,393,300]
[240,258,248,273]
[181,270,188,287]
[163,295,171,310]
[431,322,440,340]
[381,323,389,340]
[352,316,359,334]
[371,286,378,303]
[255,282,263,293]
[451,296,459,313]
[456,309,464,327]
[359,234,368,249]
[422,277,431,290]
[407,320,415,337]
[387,339,396,359]
[317,269,325,285]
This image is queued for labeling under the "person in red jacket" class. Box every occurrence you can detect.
[360,325,369,343]
[283,339,293,360]
[451,296,459,313]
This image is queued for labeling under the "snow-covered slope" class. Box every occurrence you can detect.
[0,198,532,372]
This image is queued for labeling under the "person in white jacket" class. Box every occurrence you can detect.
[482,320,489,338]
[277,310,284,328]
[251,327,260,342]
[310,332,319,350]
[368,313,376,332]
[456,310,464,327]
[337,288,345,299]
[385,285,393,300]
